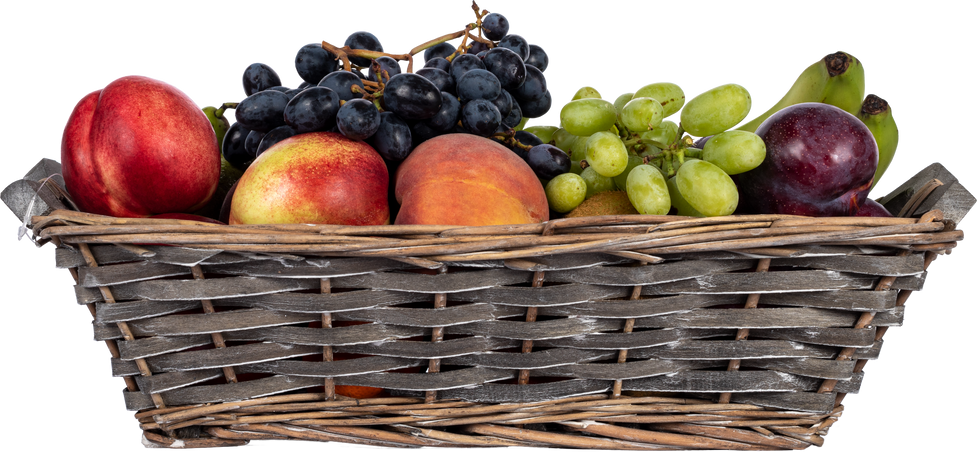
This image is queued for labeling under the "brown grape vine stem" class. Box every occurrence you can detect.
[319,1,494,76]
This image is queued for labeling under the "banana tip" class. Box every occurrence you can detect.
[861,94,889,115]
[824,52,852,77]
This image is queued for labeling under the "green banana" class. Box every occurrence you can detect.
[738,51,865,132]
[857,94,898,189]
[821,53,865,116]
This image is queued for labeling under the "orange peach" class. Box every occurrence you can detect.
[394,134,548,226]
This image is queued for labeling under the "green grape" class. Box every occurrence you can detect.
[620,97,664,133]
[673,159,738,216]
[667,176,703,217]
[585,131,629,177]
[633,82,685,118]
[701,130,766,175]
[572,86,602,100]
[680,84,751,137]
[613,154,646,190]
[552,128,576,153]
[568,160,584,175]
[613,92,634,115]
[523,125,559,145]
[569,135,590,161]
[626,164,671,215]
[560,98,618,136]
[638,146,661,158]
[545,173,587,213]
[639,120,679,148]
[568,135,590,175]
[580,166,617,198]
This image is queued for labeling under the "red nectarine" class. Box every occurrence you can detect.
[229,132,389,225]
[61,76,220,218]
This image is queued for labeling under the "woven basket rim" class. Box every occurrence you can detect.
[31,207,961,264]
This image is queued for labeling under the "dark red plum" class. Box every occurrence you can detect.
[854,198,893,217]
[737,102,878,216]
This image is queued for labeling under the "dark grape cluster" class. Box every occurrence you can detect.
[221,10,553,180]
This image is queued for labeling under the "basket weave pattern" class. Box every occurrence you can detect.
[27,184,962,450]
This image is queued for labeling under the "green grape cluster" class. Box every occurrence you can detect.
[527,80,766,217]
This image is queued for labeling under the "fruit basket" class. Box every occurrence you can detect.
[0,3,977,450]
[4,158,972,450]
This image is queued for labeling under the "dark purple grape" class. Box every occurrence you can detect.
[456,69,502,103]
[492,90,513,117]
[318,70,365,102]
[298,81,314,90]
[497,34,530,61]
[244,130,265,157]
[424,91,461,132]
[502,98,522,128]
[243,63,282,96]
[691,135,712,149]
[268,86,298,102]
[295,43,339,84]
[383,73,442,120]
[369,112,413,161]
[222,122,252,171]
[526,144,570,180]
[336,98,380,140]
[460,99,502,136]
[424,57,451,72]
[235,90,289,132]
[410,120,441,147]
[526,44,549,72]
[369,56,402,82]
[283,86,341,133]
[520,90,551,118]
[256,125,297,156]
[482,13,509,41]
[424,42,456,62]
[513,64,547,102]
[344,31,383,67]
[448,53,486,84]
[416,67,454,93]
[504,130,542,160]
[468,41,491,55]
[284,88,303,101]
[482,47,526,90]
[515,130,543,148]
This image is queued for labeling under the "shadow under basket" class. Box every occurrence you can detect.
[4,160,974,450]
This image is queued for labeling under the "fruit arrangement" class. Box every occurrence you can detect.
[532,51,898,219]
[5,12,973,450]
[58,2,900,230]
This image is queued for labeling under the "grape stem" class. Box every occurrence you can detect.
[319,0,497,74]
[409,29,470,62]
[469,30,495,46]
[451,26,474,62]
[320,40,417,74]
[621,137,641,148]
[660,152,673,177]
[217,99,241,110]
[491,128,534,151]
[672,125,686,147]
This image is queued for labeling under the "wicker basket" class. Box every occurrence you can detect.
[4,159,973,450]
